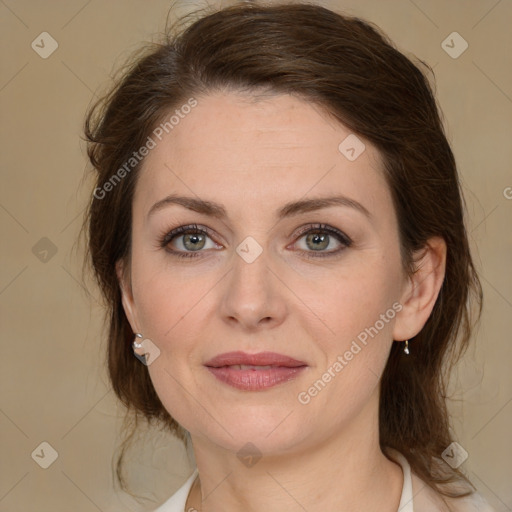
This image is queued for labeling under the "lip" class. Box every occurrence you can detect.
[205,351,307,368]
[204,351,308,391]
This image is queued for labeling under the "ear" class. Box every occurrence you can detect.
[116,258,140,334]
[393,236,447,342]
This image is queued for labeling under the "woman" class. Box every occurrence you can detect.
[83,2,493,511]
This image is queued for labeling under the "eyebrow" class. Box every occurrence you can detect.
[146,193,371,221]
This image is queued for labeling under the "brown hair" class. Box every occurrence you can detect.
[82,0,482,501]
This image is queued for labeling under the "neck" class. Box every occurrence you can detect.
[185,393,404,512]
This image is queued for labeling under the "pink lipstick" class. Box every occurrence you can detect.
[204,351,307,391]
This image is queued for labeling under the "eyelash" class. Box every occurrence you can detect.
[158,223,352,260]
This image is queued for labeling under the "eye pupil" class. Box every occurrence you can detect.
[184,233,206,251]
[306,232,329,251]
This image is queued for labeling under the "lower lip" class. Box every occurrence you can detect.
[206,366,307,391]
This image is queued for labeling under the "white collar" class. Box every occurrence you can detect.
[153,452,414,512]
[394,451,414,511]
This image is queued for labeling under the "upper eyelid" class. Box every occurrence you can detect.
[162,224,218,243]
[162,223,351,248]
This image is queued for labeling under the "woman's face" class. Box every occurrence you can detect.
[120,91,413,455]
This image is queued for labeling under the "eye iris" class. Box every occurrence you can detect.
[183,233,206,251]
[306,232,329,251]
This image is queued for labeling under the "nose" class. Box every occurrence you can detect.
[218,244,288,331]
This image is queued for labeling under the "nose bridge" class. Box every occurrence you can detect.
[219,236,286,328]
[231,237,272,303]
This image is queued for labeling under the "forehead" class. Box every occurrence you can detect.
[134,91,390,222]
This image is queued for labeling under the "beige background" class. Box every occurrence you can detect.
[1,0,511,510]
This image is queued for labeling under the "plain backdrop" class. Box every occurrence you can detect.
[1,0,511,510]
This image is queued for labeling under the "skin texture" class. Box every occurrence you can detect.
[117,91,446,512]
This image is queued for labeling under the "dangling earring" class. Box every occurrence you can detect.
[403,339,410,355]
[133,333,144,350]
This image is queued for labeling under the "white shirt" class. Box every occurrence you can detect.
[152,452,495,512]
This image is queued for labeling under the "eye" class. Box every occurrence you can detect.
[159,222,352,260]
[159,224,220,259]
[292,223,352,258]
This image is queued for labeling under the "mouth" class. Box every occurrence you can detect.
[204,351,308,391]
[204,351,307,368]
[220,364,276,370]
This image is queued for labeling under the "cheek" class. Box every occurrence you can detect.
[129,251,219,393]
[130,261,211,429]
[296,275,399,425]
[130,248,212,339]
[308,259,400,340]
[302,255,402,390]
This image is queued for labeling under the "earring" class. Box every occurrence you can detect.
[133,333,144,350]
[404,340,410,355]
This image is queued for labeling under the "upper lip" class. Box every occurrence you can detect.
[204,351,307,368]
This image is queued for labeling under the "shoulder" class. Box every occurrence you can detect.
[410,470,496,512]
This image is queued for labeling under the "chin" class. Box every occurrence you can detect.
[195,410,314,456]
